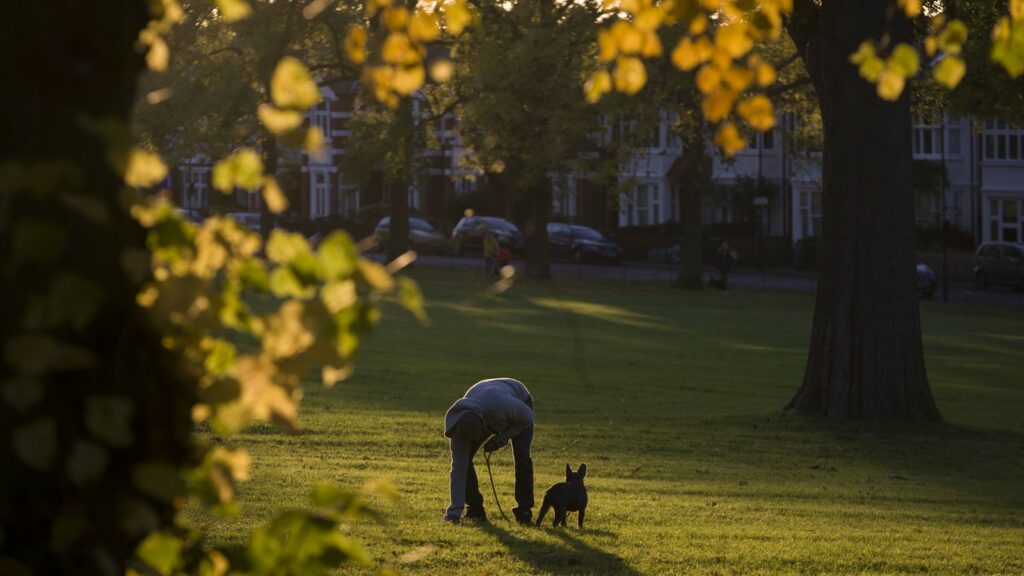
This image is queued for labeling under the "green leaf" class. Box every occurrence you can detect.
[11,220,67,265]
[1,378,44,412]
[269,267,316,299]
[66,440,109,486]
[266,229,312,265]
[938,19,968,53]
[4,335,96,376]
[123,148,169,188]
[50,516,86,553]
[204,339,237,376]
[132,461,187,502]
[136,531,183,575]
[932,55,966,89]
[316,232,358,280]
[50,273,104,331]
[85,395,134,448]
[212,149,264,193]
[13,418,57,471]
[397,277,428,325]
[271,57,321,111]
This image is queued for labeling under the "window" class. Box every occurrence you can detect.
[983,120,1024,161]
[339,182,359,216]
[799,187,822,237]
[747,130,775,151]
[912,118,965,158]
[311,171,329,218]
[311,101,331,138]
[630,183,661,225]
[987,198,1024,242]
[185,168,209,209]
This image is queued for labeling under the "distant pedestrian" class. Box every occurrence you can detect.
[715,240,737,290]
[483,229,500,275]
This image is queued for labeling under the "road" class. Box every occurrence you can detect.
[390,253,1024,309]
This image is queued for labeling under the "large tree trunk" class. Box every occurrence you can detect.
[675,125,711,289]
[525,181,553,278]
[1,1,194,573]
[786,0,941,420]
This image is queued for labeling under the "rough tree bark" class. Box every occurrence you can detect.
[674,124,711,289]
[785,0,942,420]
[1,1,194,573]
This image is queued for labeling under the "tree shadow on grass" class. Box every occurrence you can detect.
[478,522,641,576]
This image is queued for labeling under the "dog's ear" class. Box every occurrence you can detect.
[578,463,587,479]
[565,463,572,478]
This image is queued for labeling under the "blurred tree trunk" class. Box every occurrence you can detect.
[525,181,553,278]
[387,98,412,260]
[785,0,941,420]
[1,1,194,573]
[674,125,711,289]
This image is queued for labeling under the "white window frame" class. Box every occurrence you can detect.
[311,101,331,138]
[630,182,661,226]
[185,167,210,209]
[983,120,1024,162]
[988,197,1024,242]
[311,170,330,219]
[799,186,822,238]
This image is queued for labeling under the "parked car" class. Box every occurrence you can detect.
[548,223,623,264]
[226,212,261,232]
[916,262,937,299]
[974,242,1024,290]
[451,215,525,256]
[374,216,450,254]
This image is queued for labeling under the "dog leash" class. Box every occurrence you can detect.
[483,451,511,523]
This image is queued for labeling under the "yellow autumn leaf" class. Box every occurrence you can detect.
[932,55,966,89]
[381,7,409,31]
[146,36,169,72]
[695,65,722,94]
[345,27,368,64]
[584,69,613,103]
[690,14,707,35]
[897,0,921,18]
[393,65,426,95]
[358,259,395,292]
[714,122,745,157]
[215,0,251,21]
[755,61,776,86]
[304,127,326,161]
[429,59,455,83]
[634,8,662,32]
[888,43,920,76]
[702,89,737,122]
[723,66,753,91]
[859,57,884,82]
[124,148,168,188]
[849,41,876,65]
[876,68,906,100]
[598,28,618,63]
[409,12,440,42]
[671,38,702,71]
[641,32,663,57]
[715,23,752,58]
[212,148,264,192]
[938,20,968,54]
[271,57,321,111]
[444,0,473,35]
[612,21,645,55]
[613,56,647,95]
[1012,0,1024,21]
[925,35,938,57]
[382,33,419,66]
[262,176,288,214]
[736,95,776,131]
[257,104,303,134]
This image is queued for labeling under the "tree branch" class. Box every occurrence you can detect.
[766,76,813,97]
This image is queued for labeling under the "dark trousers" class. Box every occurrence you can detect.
[465,399,535,515]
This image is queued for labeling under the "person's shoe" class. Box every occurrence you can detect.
[464,507,488,523]
[512,507,532,526]
[443,514,462,525]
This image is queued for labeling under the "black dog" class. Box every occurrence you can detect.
[536,464,588,528]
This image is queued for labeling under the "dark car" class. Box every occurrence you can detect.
[451,215,525,256]
[916,262,937,299]
[974,242,1024,290]
[548,223,623,265]
[374,216,450,254]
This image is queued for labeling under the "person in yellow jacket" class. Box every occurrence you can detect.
[482,228,500,275]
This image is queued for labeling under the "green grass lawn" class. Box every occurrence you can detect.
[193,269,1024,575]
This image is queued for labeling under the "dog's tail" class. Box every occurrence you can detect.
[535,494,552,527]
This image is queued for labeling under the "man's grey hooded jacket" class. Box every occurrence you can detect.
[444,378,533,518]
